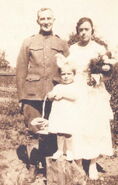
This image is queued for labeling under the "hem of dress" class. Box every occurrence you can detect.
[73,152,113,160]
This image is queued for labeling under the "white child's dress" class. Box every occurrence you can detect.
[68,40,113,159]
[48,82,79,135]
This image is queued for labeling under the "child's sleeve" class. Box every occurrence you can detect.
[62,84,79,101]
[47,85,60,100]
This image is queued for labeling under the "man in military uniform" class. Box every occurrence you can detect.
[16,8,69,179]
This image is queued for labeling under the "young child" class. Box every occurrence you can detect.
[47,58,79,161]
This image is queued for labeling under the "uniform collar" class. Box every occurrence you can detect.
[39,30,53,36]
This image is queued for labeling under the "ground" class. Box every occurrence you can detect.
[0,141,118,185]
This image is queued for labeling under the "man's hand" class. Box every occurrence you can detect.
[19,102,22,108]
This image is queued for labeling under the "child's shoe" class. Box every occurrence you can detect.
[66,151,73,161]
[51,150,63,160]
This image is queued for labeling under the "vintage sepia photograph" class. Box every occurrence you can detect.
[0,0,118,184]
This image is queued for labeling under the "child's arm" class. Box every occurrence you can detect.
[59,85,79,101]
[47,91,63,101]
[61,91,78,101]
[47,91,57,101]
[47,89,77,101]
[48,85,78,101]
[47,85,63,101]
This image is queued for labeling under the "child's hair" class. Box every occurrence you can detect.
[55,53,77,75]
[58,63,76,75]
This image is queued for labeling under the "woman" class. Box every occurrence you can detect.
[68,17,116,180]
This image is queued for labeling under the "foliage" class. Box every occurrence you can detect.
[68,32,108,49]
[68,33,79,46]
[0,100,25,150]
[0,101,20,115]
[0,50,10,69]
[0,75,16,88]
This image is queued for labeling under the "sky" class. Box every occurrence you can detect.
[0,0,118,66]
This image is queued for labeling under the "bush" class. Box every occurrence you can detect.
[0,75,16,87]
[0,101,20,115]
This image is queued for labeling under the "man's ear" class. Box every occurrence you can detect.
[37,19,40,25]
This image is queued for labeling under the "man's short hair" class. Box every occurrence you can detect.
[37,8,54,19]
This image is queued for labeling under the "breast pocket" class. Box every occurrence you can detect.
[51,45,63,55]
[26,74,41,82]
[29,46,43,63]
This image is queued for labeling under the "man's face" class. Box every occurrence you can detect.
[78,21,92,44]
[37,10,55,32]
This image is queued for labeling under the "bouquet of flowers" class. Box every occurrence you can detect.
[87,53,113,87]
[88,57,113,76]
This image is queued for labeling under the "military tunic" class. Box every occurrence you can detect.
[16,33,69,133]
[16,33,69,101]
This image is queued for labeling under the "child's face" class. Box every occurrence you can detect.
[60,68,75,84]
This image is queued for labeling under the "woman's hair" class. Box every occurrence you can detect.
[92,36,108,50]
[76,17,94,35]
[68,17,108,49]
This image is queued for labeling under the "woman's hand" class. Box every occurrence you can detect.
[87,74,102,87]
[87,76,96,87]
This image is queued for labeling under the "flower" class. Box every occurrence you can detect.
[88,56,113,76]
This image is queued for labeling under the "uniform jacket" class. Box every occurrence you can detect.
[16,33,69,101]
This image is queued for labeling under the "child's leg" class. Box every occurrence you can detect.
[65,134,72,151]
[57,134,65,152]
[89,158,98,180]
[65,134,73,161]
[51,134,64,159]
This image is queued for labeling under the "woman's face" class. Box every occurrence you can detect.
[78,21,93,44]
